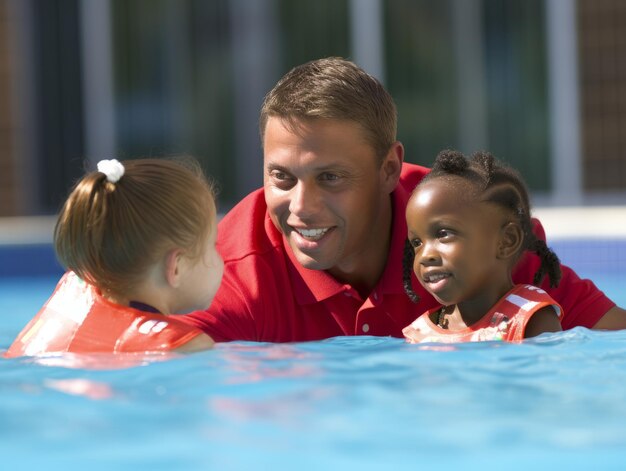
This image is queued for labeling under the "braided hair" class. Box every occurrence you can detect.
[403,149,562,303]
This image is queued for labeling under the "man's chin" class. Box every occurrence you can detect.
[292,250,332,271]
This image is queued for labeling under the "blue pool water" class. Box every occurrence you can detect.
[1,241,626,470]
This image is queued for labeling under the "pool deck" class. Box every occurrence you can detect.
[0,207,625,277]
[0,215,57,245]
[1,206,626,244]
[533,206,626,239]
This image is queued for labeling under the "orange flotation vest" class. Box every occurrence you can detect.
[402,284,563,344]
[4,272,203,357]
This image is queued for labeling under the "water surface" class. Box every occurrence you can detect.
[2,276,626,470]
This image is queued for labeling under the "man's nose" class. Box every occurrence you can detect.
[289,181,320,218]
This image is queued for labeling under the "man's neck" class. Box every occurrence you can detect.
[327,198,394,299]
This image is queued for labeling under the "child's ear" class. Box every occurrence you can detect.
[497,222,523,260]
[164,249,184,288]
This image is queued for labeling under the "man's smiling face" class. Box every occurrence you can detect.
[263,116,393,279]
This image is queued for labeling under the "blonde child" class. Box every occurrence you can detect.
[5,157,221,356]
[402,150,563,343]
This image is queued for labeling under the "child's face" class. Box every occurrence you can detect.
[406,177,511,308]
[176,222,224,313]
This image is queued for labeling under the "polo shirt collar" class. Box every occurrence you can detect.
[379,183,411,296]
[284,184,411,305]
[285,234,345,304]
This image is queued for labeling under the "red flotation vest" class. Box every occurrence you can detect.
[4,272,203,357]
[403,284,563,343]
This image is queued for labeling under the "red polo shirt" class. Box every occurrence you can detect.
[183,163,615,342]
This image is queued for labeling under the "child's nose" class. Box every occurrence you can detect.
[419,241,440,265]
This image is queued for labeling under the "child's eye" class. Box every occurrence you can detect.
[437,229,454,239]
[410,238,422,249]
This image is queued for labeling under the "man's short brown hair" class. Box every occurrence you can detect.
[259,57,397,161]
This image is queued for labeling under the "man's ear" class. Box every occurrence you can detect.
[381,141,404,193]
[164,249,184,288]
[498,222,523,260]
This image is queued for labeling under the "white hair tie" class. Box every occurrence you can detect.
[97,159,125,183]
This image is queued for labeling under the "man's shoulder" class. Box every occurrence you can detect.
[399,161,430,191]
[217,188,283,262]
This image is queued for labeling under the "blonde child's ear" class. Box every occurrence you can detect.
[497,222,523,260]
[164,249,184,288]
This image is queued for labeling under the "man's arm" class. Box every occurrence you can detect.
[174,332,215,352]
[513,218,622,330]
[591,306,626,330]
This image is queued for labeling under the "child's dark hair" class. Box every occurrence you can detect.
[403,149,562,303]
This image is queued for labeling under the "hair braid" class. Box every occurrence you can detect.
[529,237,562,287]
[402,239,419,303]
[472,151,495,187]
[432,149,468,175]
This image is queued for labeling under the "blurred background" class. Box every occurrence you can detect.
[0,0,624,217]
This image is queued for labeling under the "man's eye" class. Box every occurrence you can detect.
[271,171,288,180]
[319,173,340,182]
[270,170,296,184]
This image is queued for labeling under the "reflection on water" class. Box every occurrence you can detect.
[44,378,115,400]
[2,329,626,469]
[2,276,626,468]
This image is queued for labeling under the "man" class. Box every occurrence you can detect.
[184,57,626,342]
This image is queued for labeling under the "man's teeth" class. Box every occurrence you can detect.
[296,228,329,238]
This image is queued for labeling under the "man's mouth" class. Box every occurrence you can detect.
[294,227,330,241]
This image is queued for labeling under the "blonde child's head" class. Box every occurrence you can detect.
[54,157,218,308]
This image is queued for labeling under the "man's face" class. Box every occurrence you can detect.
[263,117,398,279]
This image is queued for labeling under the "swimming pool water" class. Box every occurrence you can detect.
[2,272,626,470]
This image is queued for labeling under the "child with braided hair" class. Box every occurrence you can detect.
[402,150,563,343]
